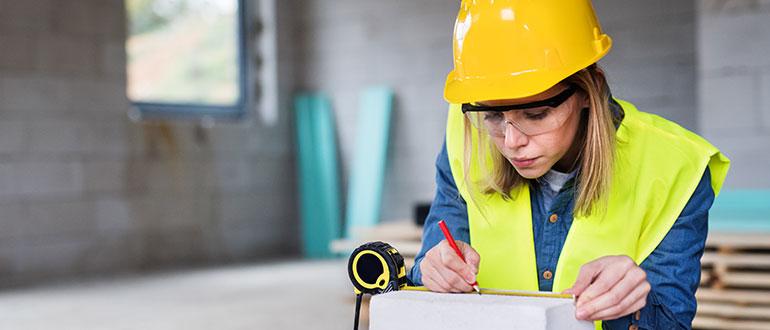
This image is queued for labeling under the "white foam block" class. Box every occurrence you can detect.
[369,290,593,330]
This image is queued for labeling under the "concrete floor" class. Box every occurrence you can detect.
[0,260,355,330]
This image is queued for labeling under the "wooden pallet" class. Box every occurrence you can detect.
[695,232,770,330]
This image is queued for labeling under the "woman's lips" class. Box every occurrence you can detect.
[511,157,539,168]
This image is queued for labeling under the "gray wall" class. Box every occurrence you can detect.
[291,0,698,221]
[0,0,298,286]
[698,0,770,188]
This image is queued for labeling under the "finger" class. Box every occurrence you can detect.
[458,242,481,274]
[587,281,650,321]
[439,243,476,283]
[421,261,452,293]
[423,274,449,293]
[590,294,648,322]
[575,259,635,308]
[438,266,474,292]
[567,262,602,297]
[432,259,473,293]
[576,268,647,319]
[422,274,440,292]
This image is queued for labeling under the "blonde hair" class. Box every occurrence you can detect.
[464,64,616,217]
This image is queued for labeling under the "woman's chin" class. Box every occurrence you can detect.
[512,164,548,179]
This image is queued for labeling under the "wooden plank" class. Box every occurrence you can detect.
[718,272,770,289]
[701,253,770,268]
[697,288,770,305]
[330,239,422,257]
[707,233,770,249]
[353,220,423,241]
[700,271,712,285]
[697,301,770,320]
[694,315,770,330]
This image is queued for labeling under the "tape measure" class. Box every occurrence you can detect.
[347,241,407,295]
[348,241,408,330]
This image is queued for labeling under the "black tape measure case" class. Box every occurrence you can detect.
[347,241,407,295]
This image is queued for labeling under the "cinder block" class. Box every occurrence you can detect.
[703,134,770,188]
[94,197,134,234]
[0,202,24,239]
[140,229,208,266]
[35,35,98,76]
[80,233,143,273]
[369,290,592,330]
[699,0,770,18]
[604,20,695,62]
[85,122,129,156]
[762,72,770,130]
[129,193,201,231]
[99,41,127,78]
[699,11,770,72]
[0,162,20,198]
[49,0,97,37]
[699,74,759,134]
[63,78,129,113]
[84,160,127,193]
[0,0,52,33]
[16,238,91,276]
[0,76,70,113]
[16,161,85,196]
[0,32,38,71]
[594,0,694,24]
[217,190,292,228]
[28,121,89,154]
[24,199,95,238]
[0,120,26,154]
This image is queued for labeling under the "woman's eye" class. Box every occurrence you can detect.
[483,112,504,122]
[524,109,550,120]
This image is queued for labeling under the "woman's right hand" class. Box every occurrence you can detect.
[420,239,480,293]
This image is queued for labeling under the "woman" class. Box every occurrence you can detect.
[407,1,730,329]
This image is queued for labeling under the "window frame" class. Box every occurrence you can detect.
[128,0,250,120]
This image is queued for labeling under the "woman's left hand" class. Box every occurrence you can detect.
[562,255,651,321]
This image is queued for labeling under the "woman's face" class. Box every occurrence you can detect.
[479,83,588,179]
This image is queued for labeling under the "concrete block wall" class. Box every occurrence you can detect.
[291,0,697,221]
[0,0,298,286]
[698,0,770,188]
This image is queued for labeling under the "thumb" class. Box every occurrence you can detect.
[458,241,480,274]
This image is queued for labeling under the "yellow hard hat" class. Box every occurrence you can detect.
[444,0,612,104]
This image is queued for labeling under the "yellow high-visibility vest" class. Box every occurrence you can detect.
[445,99,729,328]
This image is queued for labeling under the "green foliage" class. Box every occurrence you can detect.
[127,0,189,35]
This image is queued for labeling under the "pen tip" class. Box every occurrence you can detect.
[473,285,481,295]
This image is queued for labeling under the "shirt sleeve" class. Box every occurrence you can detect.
[407,141,470,285]
[604,168,714,330]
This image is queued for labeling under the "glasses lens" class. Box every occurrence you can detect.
[465,111,505,137]
[466,106,574,137]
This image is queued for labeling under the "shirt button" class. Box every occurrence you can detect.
[542,270,553,280]
[549,214,558,223]
[629,325,638,330]
[634,311,641,320]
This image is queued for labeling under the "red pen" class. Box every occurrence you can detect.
[438,219,481,294]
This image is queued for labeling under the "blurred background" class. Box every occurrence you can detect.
[0,0,769,329]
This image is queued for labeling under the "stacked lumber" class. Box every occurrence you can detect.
[330,220,423,269]
[695,232,770,330]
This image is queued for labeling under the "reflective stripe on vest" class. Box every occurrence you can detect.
[445,99,729,328]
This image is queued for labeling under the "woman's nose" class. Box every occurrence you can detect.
[503,122,528,149]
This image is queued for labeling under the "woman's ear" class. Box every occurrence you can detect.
[580,92,590,109]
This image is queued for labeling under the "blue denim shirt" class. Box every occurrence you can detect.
[408,142,713,330]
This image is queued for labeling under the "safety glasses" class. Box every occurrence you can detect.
[462,85,578,137]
